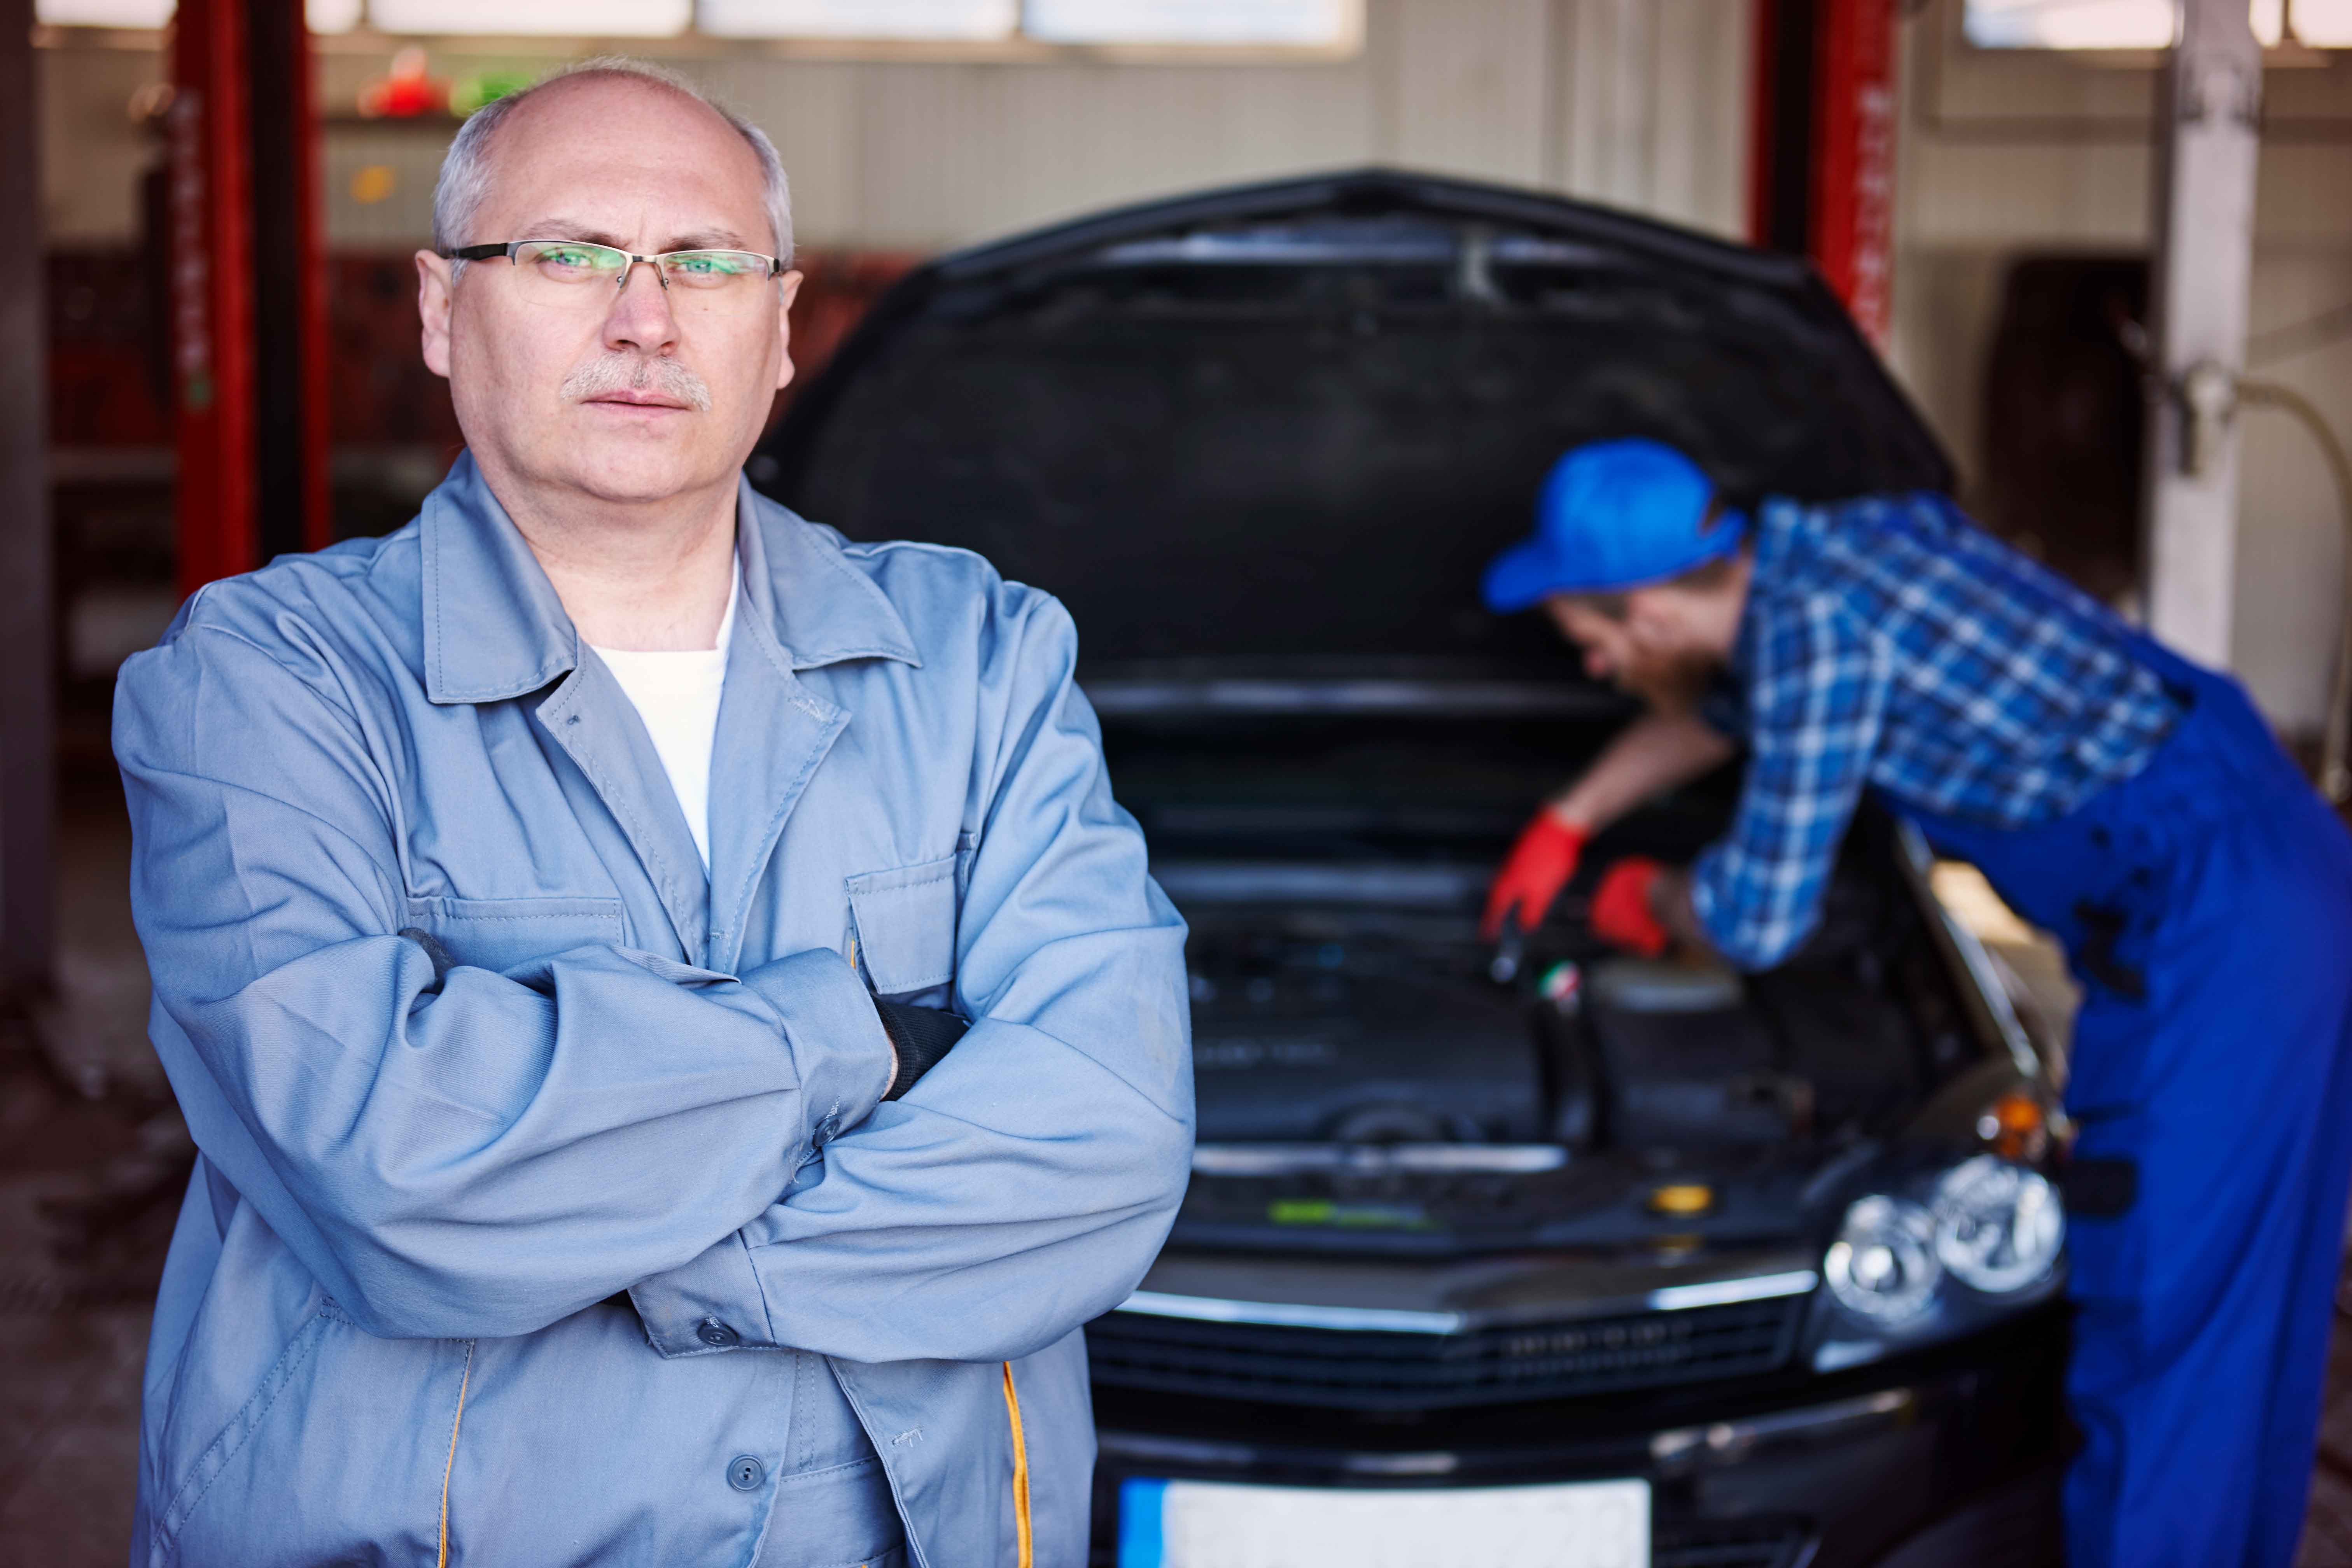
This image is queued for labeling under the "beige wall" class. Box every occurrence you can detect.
[37,1,2352,730]
[1886,0,2352,732]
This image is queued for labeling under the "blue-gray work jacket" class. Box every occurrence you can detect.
[112,455,1194,1567]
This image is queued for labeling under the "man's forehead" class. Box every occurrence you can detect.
[478,75,766,230]
[504,71,736,141]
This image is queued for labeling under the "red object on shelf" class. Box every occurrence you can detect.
[359,48,450,119]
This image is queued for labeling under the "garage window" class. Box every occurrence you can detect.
[1964,0,2352,50]
[37,0,1363,50]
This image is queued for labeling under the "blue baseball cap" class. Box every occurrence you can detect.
[1481,438,1748,612]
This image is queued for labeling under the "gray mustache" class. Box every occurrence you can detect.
[560,354,713,412]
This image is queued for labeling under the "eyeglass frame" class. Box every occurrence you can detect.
[445,240,790,290]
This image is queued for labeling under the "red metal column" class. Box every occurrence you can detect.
[1747,0,1901,347]
[1810,0,1899,345]
[171,0,328,597]
[170,0,257,597]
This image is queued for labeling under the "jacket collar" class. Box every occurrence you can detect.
[421,452,919,705]
[732,476,923,674]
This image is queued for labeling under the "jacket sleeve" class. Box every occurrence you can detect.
[629,593,1195,1365]
[114,621,894,1341]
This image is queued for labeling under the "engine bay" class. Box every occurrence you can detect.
[1082,682,1998,1255]
[1154,805,1987,1256]
[1179,825,1958,1143]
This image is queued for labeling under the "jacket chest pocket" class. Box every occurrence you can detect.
[402,894,628,976]
[846,856,960,1004]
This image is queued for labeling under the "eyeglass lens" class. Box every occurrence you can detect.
[508,241,775,304]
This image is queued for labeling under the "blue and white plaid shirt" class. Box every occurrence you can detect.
[1691,492,2182,970]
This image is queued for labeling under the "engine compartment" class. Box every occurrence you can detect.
[1174,813,1962,1162]
[1147,791,1990,1256]
[1078,680,1998,1256]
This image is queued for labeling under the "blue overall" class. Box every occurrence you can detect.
[1901,637,2352,1566]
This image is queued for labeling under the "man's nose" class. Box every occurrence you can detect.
[602,261,679,354]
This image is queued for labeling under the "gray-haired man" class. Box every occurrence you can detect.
[117,60,1191,1567]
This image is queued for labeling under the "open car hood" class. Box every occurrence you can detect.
[755,167,1952,675]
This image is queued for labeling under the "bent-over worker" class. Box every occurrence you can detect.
[1479,436,2352,1568]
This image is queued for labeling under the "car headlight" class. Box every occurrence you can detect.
[1932,1155,2064,1293]
[1811,1153,2066,1370]
[1824,1195,1941,1325]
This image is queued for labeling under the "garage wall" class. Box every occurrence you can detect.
[37,1,2348,732]
[38,0,1753,253]
[1886,0,2352,733]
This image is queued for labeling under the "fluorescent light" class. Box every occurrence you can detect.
[1023,0,1355,46]
[368,0,690,35]
[1962,0,2338,47]
[2292,0,2352,44]
[699,0,1015,37]
[1965,0,2176,49]
[35,0,170,26]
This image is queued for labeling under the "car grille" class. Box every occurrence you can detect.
[1653,1520,1815,1568]
[1085,1294,1804,1410]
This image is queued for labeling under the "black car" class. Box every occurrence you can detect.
[756,169,2071,1568]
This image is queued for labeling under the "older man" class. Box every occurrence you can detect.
[115,60,1191,1567]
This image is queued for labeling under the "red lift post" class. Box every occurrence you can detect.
[1749,0,1902,347]
[170,0,331,599]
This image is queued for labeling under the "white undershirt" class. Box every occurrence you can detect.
[588,567,738,872]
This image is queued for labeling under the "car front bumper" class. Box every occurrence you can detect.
[1087,1302,2068,1568]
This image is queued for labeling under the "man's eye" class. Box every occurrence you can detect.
[672,253,742,276]
[537,247,600,270]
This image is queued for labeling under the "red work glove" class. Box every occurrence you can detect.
[1590,857,1670,957]
[1482,811,1590,941]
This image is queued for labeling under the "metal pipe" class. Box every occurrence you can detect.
[2141,0,2263,666]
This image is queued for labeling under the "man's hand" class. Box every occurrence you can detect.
[1589,858,1670,956]
[1482,809,1590,942]
[873,1000,969,1101]
[1590,859,1717,961]
[1647,865,1714,954]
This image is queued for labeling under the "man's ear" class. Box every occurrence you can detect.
[772,268,804,393]
[416,250,454,381]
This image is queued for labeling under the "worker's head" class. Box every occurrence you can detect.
[1482,438,1753,705]
[415,60,802,513]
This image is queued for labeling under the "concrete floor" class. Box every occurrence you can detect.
[7,797,2352,1564]
[0,1030,173,1561]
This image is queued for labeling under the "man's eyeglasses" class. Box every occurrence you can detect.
[446,240,786,306]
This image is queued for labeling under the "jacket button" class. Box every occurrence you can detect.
[697,1319,740,1348]
[728,1454,766,1492]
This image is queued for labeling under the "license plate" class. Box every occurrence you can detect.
[1116,1476,1650,1568]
